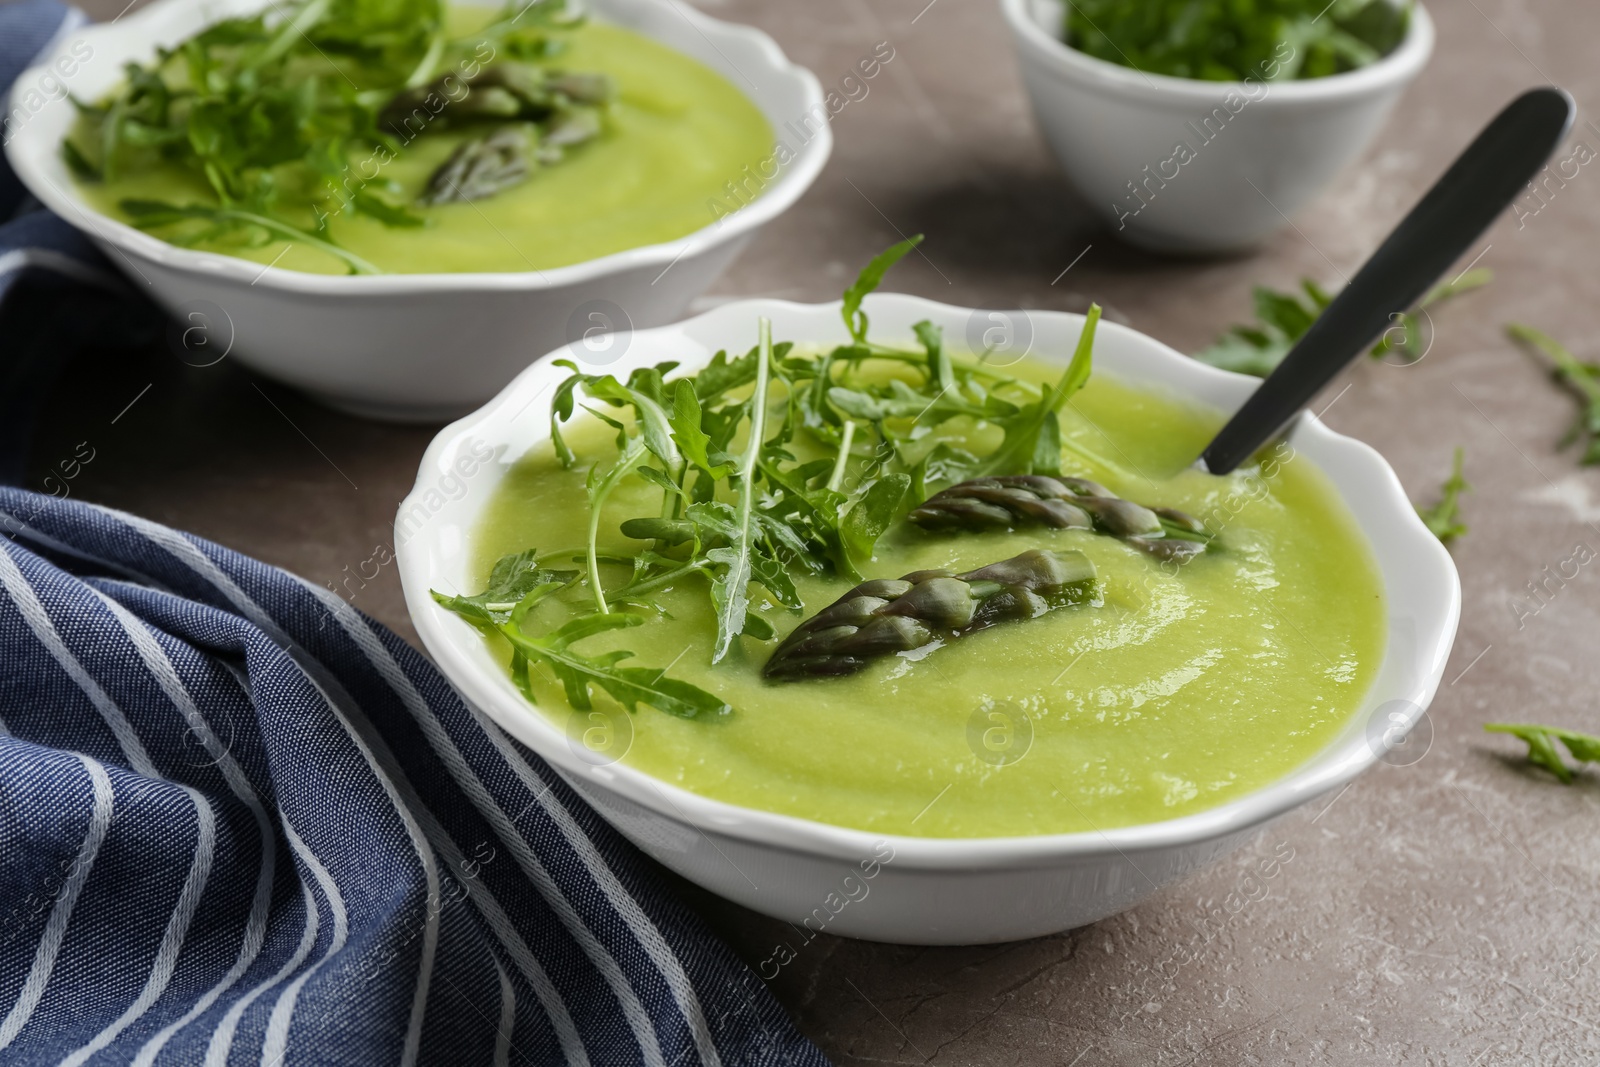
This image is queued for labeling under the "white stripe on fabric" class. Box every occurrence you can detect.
[113,511,285,640]
[493,959,515,1067]
[90,505,447,1067]
[0,508,170,592]
[257,821,349,1067]
[0,543,158,776]
[104,505,593,1064]
[59,785,217,1067]
[309,584,666,1067]
[89,594,278,1067]
[0,756,114,1052]
[205,879,319,1067]
[277,643,591,1067]
[474,714,725,1067]
[270,666,441,1067]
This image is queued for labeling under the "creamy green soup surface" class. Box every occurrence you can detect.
[470,352,1386,839]
[75,12,772,274]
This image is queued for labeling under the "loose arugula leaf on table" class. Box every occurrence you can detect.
[1064,0,1413,82]
[1414,447,1470,546]
[1484,723,1600,784]
[1194,280,1332,377]
[1196,270,1491,377]
[432,551,730,721]
[1506,324,1600,465]
[1369,270,1493,363]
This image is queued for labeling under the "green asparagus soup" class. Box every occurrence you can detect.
[68,4,772,275]
[460,312,1385,839]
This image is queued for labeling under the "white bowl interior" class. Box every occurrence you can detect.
[396,294,1460,869]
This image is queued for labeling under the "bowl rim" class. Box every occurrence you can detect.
[999,0,1435,106]
[395,293,1461,871]
[3,0,832,294]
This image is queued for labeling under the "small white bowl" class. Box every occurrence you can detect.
[1001,0,1434,254]
[395,295,1460,945]
[4,0,830,421]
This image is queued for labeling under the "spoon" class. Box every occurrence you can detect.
[1197,86,1577,476]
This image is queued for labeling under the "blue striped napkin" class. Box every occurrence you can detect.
[0,489,829,1066]
[0,7,829,1064]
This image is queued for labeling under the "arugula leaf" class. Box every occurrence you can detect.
[842,234,923,344]
[119,199,381,275]
[693,348,758,402]
[1415,447,1469,545]
[584,435,646,614]
[1507,324,1600,465]
[61,138,100,181]
[350,189,427,228]
[1064,0,1412,81]
[704,318,774,662]
[1371,269,1492,363]
[430,550,576,627]
[1197,271,1489,377]
[1485,723,1600,784]
[433,559,731,720]
[840,473,911,569]
[914,320,955,395]
[668,379,732,478]
[978,304,1101,477]
[582,374,680,471]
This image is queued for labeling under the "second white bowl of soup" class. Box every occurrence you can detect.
[5,0,832,419]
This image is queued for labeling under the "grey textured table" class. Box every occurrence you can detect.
[37,0,1600,1062]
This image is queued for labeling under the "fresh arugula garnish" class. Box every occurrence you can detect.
[705,318,775,661]
[119,199,382,275]
[1196,270,1491,378]
[541,240,1115,675]
[1415,447,1469,545]
[433,555,729,720]
[977,305,1101,478]
[431,548,577,625]
[64,0,606,273]
[1506,324,1600,465]
[1065,0,1412,81]
[842,236,922,343]
[1485,723,1600,784]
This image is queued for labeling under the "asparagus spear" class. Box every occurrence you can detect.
[420,126,533,204]
[908,475,1212,563]
[763,549,1096,681]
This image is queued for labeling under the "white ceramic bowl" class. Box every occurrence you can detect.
[395,295,1459,945]
[1001,0,1434,254]
[4,0,830,421]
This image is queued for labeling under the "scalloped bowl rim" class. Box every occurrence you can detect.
[3,0,831,294]
[396,293,1461,871]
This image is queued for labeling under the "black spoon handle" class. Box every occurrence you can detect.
[1198,87,1576,476]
